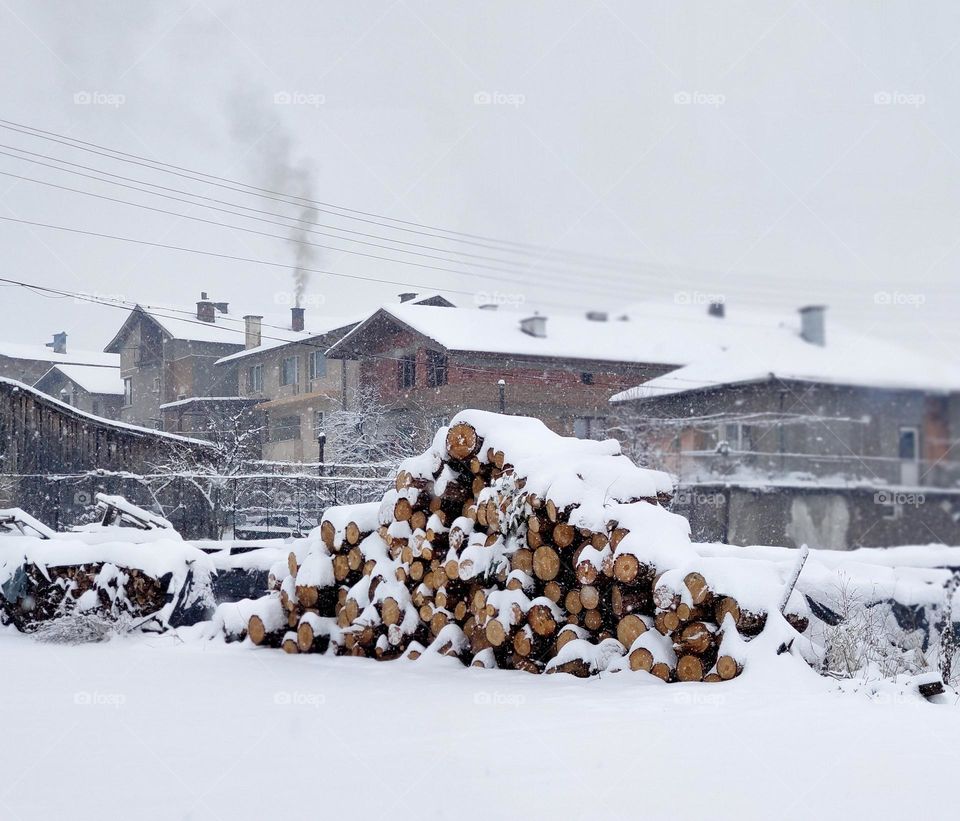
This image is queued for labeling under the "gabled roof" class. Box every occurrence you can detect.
[104,305,246,352]
[215,315,359,365]
[36,364,124,396]
[326,302,739,366]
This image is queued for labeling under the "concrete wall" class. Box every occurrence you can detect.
[674,482,960,548]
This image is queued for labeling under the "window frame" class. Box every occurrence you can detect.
[426,350,448,387]
[248,363,263,393]
[309,350,327,381]
[397,353,416,389]
[280,355,300,387]
[122,377,133,407]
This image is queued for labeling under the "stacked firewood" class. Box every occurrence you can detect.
[240,411,810,681]
[0,561,170,632]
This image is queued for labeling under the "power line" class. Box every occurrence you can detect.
[0,117,657,269]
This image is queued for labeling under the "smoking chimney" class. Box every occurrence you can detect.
[520,315,547,338]
[244,315,263,349]
[45,332,67,355]
[197,292,215,323]
[799,305,826,346]
[291,306,305,332]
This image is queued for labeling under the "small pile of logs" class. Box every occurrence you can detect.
[239,412,810,682]
[1,561,170,632]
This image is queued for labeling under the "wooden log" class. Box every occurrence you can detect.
[716,654,742,681]
[532,546,561,581]
[676,654,704,682]
[616,614,647,648]
[446,422,481,461]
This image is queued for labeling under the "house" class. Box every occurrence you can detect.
[33,363,124,420]
[323,301,716,442]
[103,293,245,428]
[0,332,118,386]
[215,308,361,462]
[610,304,960,548]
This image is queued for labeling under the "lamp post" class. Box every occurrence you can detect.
[317,431,326,478]
[497,379,505,414]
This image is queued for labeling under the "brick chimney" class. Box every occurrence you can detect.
[520,314,547,338]
[291,306,305,332]
[197,291,215,323]
[799,305,826,346]
[244,315,263,349]
[45,331,67,355]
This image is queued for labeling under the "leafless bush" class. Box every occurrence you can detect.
[821,575,928,680]
[31,612,136,644]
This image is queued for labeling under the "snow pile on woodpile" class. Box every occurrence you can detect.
[0,533,215,633]
[229,410,813,681]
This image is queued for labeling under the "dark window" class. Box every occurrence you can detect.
[899,428,918,460]
[122,378,133,406]
[248,364,263,393]
[426,350,448,387]
[580,372,594,385]
[398,354,416,389]
[280,356,299,387]
[574,416,606,440]
[273,415,301,441]
[309,350,326,380]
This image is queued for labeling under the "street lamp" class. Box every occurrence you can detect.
[317,431,326,478]
[497,379,506,414]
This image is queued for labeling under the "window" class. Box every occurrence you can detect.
[153,377,161,393]
[718,423,752,452]
[123,378,133,406]
[280,356,300,387]
[898,428,918,460]
[248,364,263,393]
[426,350,448,387]
[574,416,606,440]
[580,372,594,385]
[273,415,301,441]
[398,354,416,389]
[309,350,326,380]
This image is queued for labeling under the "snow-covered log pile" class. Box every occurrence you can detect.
[237,410,813,681]
[0,534,215,633]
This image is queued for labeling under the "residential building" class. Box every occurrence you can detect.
[33,363,124,420]
[103,293,245,428]
[610,304,960,548]
[323,302,702,442]
[215,309,361,462]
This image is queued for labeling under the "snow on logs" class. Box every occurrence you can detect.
[238,410,811,681]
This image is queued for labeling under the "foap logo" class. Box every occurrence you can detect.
[73,91,126,108]
[674,290,725,306]
[473,90,526,108]
[74,691,126,708]
[873,290,925,308]
[673,690,724,707]
[474,290,525,309]
[273,690,326,708]
[873,90,925,108]
[74,490,94,506]
[874,490,925,508]
[674,490,725,507]
[673,90,726,108]
[274,291,326,307]
[273,90,326,107]
[473,690,525,707]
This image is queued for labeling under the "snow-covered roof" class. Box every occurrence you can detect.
[0,377,215,447]
[326,301,786,366]
[611,314,960,401]
[40,364,124,396]
[0,340,117,368]
[158,396,259,410]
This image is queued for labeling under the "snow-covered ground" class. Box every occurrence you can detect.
[1,629,956,821]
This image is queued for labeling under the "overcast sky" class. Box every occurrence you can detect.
[1,1,959,359]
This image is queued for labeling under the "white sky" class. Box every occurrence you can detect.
[0,1,958,360]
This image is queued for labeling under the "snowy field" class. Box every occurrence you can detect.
[1,630,956,821]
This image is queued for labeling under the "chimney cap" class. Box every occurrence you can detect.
[586,311,608,322]
[708,301,725,318]
[200,291,208,300]
[242,314,264,320]
[799,304,827,346]
[520,315,547,338]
